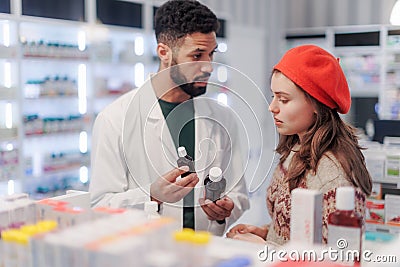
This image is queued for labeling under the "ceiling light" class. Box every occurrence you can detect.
[390,0,400,25]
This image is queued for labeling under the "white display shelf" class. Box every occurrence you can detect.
[0,86,18,100]
[334,46,382,55]
[366,222,400,234]
[0,128,17,140]
[350,88,380,98]
[373,178,400,187]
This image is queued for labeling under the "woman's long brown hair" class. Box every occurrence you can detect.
[275,90,372,196]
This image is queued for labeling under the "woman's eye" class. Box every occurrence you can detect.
[271,95,288,103]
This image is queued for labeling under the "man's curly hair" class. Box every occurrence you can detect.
[154,0,219,48]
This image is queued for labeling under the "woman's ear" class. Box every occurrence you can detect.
[157,43,172,67]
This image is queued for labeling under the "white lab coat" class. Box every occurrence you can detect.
[89,77,249,235]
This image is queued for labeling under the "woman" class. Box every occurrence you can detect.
[226,45,372,245]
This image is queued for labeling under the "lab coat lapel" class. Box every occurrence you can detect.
[194,96,216,177]
[139,80,183,223]
[140,81,177,173]
[193,97,217,230]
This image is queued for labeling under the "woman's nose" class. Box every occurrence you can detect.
[269,100,278,113]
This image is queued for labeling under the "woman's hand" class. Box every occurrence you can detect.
[226,224,269,240]
[227,232,266,243]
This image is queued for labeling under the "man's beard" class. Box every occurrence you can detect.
[170,59,209,97]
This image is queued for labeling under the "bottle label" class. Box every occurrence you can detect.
[327,224,361,265]
[177,157,195,172]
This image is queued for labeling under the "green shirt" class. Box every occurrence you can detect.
[158,98,195,229]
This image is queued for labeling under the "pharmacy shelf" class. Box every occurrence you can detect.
[0,18,144,196]
[373,178,400,187]
[366,222,400,234]
[285,25,400,119]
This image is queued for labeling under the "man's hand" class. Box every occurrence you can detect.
[150,166,199,203]
[199,196,234,221]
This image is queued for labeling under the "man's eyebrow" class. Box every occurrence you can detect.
[190,45,218,53]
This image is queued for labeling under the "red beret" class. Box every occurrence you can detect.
[274,45,351,114]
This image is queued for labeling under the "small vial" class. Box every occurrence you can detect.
[144,201,160,219]
[204,167,226,202]
[144,250,180,267]
[177,146,195,178]
[328,187,363,265]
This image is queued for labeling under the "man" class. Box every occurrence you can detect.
[89,0,249,236]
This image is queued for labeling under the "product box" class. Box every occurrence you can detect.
[1,193,37,226]
[385,150,400,179]
[51,206,90,229]
[365,199,385,224]
[0,200,12,229]
[36,198,69,221]
[385,194,400,226]
[363,149,386,181]
[50,190,91,210]
[91,207,127,220]
[370,182,382,200]
[290,188,323,244]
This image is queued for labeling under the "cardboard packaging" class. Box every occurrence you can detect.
[290,188,323,244]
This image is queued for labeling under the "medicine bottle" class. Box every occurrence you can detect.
[327,186,363,264]
[177,146,195,178]
[204,167,226,202]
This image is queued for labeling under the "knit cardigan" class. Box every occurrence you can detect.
[266,149,366,246]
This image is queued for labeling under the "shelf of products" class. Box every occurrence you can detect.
[334,49,381,97]
[361,140,400,234]
[0,19,19,187]
[17,20,92,199]
[0,17,154,197]
[89,26,156,114]
[285,25,400,113]
[382,29,400,120]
